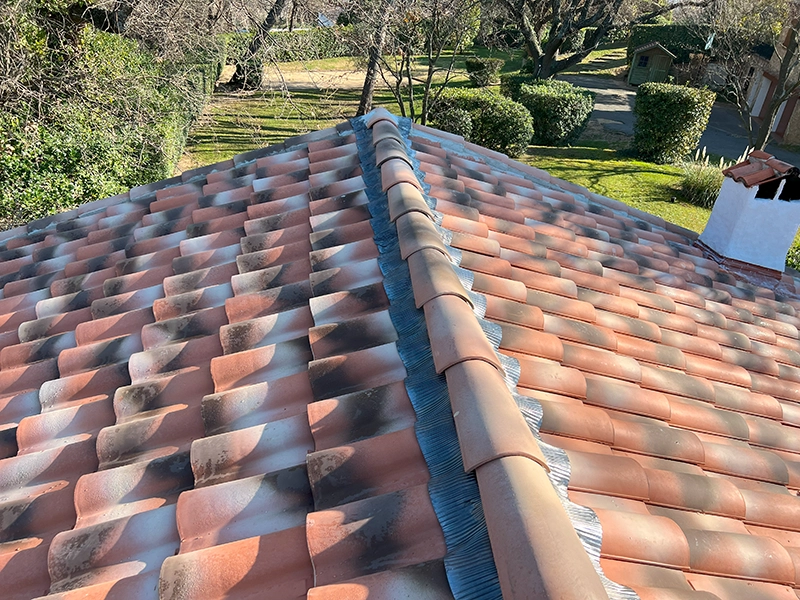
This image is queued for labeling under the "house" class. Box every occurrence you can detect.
[628,42,676,85]
[745,23,800,144]
[3,108,800,599]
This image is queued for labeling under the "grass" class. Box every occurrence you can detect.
[563,44,627,78]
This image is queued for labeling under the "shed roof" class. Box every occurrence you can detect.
[2,108,800,600]
[633,41,677,59]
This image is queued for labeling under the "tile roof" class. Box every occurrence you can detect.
[3,107,800,599]
[722,151,798,188]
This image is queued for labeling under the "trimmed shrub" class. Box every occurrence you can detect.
[465,57,505,87]
[499,71,539,101]
[435,107,473,139]
[517,80,595,145]
[430,88,534,157]
[627,24,708,65]
[583,27,630,47]
[633,83,715,164]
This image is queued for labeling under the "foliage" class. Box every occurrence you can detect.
[434,107,474,138]
[786,241,800,272]
[583,26,630,46]
[627,24,708,64]
[633,82,715,164]
[499,0,701,79]
[686,0,794,149]
[429,88,533,156]
[679,148,726,208]
[499,71,540,101]
[465,56,505,86]
[0,27,210,226]
[222,27,358,77]
[517,80,595,145]
[561,29,586,54]
[354,0,482,123]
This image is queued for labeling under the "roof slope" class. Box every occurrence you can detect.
[1,109,800,600]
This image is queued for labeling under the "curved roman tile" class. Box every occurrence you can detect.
[407,121,800,598]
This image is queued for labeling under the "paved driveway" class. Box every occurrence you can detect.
[562,74,800,165]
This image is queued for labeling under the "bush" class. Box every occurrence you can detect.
[430,88,534,157]
[0,28,211,227]
[434,107,473,139]
[499,71,539,101]
[633,83,715,164]
[465,57,505,87]
[584,27,630,47]
[679,150,725,208]
[627,24,708,65]
[787,241,800,272]
[517,80,595,145]
[221,27,359,67]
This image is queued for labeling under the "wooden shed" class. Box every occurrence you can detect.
[628,42,676,85]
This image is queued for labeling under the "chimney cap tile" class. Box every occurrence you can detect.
[722,150,798,189]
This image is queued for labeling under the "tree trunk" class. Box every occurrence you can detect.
[229,0,288,89]
[754,98,783,150]
[356,15,388,116]
[288,2,297,32]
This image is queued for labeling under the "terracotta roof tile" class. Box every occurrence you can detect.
[5,109,800,599]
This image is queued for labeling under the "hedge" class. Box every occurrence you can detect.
[430,88,534,157]
[221,26,359,67]
[583,27,630,47]
[627,24,709,65]
[0,28,214,227]
[518,80,595,145]
[499,71,540,101]
[633,83,715,164]
[465,57,504,87]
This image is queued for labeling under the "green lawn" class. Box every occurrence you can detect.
[563,44,627,78]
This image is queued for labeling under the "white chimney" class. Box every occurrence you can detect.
[698,151,800,273]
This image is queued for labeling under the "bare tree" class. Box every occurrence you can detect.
[356,4,389,116]
[498,0,711,79]
[350,0,480,124]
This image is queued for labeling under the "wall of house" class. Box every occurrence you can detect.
[700,177,800,271]
[784,101,800,144]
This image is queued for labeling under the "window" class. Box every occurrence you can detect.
[637,55,650,68]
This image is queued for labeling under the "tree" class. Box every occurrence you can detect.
[498,0,710,79]
[688,0,796,150]
[228,0,289,89]
[355,1,389,116]
[367,0,480,124]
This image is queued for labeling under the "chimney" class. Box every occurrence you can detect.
[698,150,800,273]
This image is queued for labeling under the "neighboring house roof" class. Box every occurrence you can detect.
[2,108,800,599]
[632,41,677,59]
[723,150,798,188]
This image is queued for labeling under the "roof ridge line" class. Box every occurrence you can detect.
[350,109,503,598]
[369,110,613,599]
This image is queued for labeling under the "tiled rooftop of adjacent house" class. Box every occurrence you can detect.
[3,108,800,599]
